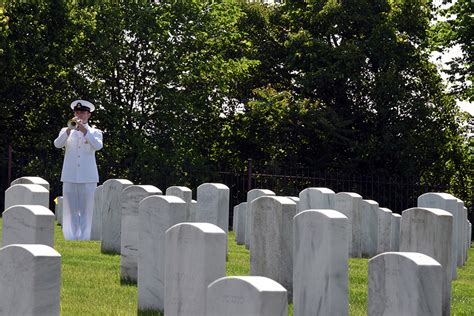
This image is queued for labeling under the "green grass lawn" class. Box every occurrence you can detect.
[0,221,473,315]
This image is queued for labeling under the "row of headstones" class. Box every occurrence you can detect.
[234,187,471,267]
[48,178,278,315]
[47,180,470,280]
[418,192,471,281]
[95,180,232,312]
[52,180,226,246]
[234,188,402,258]
[91,179,472,315]
[52,179,268,314]
[1,177,60,315]
[3,177,55,247]
[3,178,472,270]
[4,177,50,209]
[3,177,233,313]
[78,179,228,253]
[140,221,289,315]
[0,204,469,315]
[243,195,472,315]
[116,204,466,315]
[0,208,466,315]
[1,177,472,314]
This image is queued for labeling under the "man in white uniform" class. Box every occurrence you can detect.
[54,100,103,240]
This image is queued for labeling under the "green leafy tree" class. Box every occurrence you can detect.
[0,0,259,194]
[0,0,86,197]
[219,86,353,171]
[218,0,471,206]
[0,0,471,210]
[431,0,473,101]
[69,0,259,186]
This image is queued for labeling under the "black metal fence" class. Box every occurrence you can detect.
[1,150,473,241]
[179,161,452,217]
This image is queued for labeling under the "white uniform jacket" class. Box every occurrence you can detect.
[54,124,103,183]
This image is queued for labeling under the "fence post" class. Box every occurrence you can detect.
[247,158,252,192]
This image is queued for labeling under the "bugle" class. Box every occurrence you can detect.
[67,117,82,130]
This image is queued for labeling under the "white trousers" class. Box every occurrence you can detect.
[62,182,97,240]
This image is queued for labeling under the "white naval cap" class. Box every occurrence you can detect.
[70,100,95,112]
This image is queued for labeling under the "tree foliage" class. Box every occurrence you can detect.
[0,0,82,190]
[0,0,258,193]
[0,0,471,208]
[431,0,473,101]
[217,0,472,205]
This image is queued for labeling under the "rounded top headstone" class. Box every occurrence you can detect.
[3,205,54,217]
[167,222,226,235]
[402,207,453,218]
[209,276,287,293]
[297,209,349,220]
[370,251,442,267]
[336,192,362,198]
[7,184,48,194]
[1,244,61,258]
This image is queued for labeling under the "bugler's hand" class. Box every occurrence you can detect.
[77,120,87,135]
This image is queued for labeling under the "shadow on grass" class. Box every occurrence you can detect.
[138,309,163,316]
[120,277,138,286]
[99,250,121,256]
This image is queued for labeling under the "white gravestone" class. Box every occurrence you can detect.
[461,203,468,266]
[166,186,193,221]
[464,219,468,257]
[418,192,458,279]
[196,183,230,235]
[468,222,472,244]
[468,221,472,245]
[138,195,186,312]
[468,222,472,254]
[250,196,296,299]
[286,196,300,212]
[399,207,453,316]
[235,202,247,245]
[10,176,50,191]
[245,189,275,250]
[369,252,443,316]
[463,207,468,264]
[4,184,49,211]
[361,199,379,258]
[390,213,401,251]
[121,185,162,283]
[191,200,197,222]
[335,192,362,258]
[298,187,335,213]
[90,185,103,240]
[206,276,288,316]
[0,244,61,315]
[293,209,349,316]
[455,199,466,267]
[101,179,133,254]
[2,205,55,247]
[232,204,238,232]
[164,223,226,316]
[377,207,392,254]
[55,196,63,225]
[466,218,471,260]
